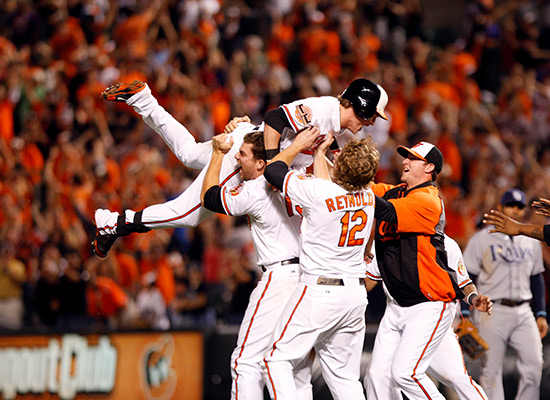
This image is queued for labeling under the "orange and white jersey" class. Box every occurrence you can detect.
[220,175,301,266]
[282,171,375,277]
[278,96,342,171]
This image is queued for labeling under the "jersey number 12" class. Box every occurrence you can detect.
[338,210,367,247]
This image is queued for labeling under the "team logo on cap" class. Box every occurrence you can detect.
[295,104,313,125]
[511,190,523,202]
[229,184,244,196]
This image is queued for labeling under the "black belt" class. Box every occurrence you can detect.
[496,299,528,307]
[259,257,300,272]
[317,277,366,286]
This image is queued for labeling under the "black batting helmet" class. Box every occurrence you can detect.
[341,79,388,121]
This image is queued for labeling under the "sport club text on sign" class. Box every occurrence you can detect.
[0,331,203,400]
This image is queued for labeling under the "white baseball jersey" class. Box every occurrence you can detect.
[282,172,375,277]
[219,175,301,266]
[264,174,374,400]
[278,96,343,171]
[463,226,544,400]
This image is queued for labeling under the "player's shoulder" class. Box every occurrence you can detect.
[468,226,493,242]
[282,96,338,119]
[444,235,461,254]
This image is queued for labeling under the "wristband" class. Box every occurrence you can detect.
[266,149,279,161]
[466,292,479,306]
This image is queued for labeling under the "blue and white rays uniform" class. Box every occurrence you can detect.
[464,227,544,400]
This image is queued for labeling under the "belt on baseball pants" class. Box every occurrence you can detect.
[301,274,366,286]
[495,299,528,307]
[259,257,300,272]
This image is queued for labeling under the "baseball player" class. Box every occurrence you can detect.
[369,141,465,399]
[262,129,380,400]
[93,79,388,257]
[464,188,548,400]
[364,235,492,400]
[483,197,550,246]
[199,129,312,399]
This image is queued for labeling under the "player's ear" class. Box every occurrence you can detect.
[257,159,266,171]
[425,163,435,174]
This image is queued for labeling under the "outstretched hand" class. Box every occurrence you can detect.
[532,198,550,217]
[224,116,251,133]
[483,210,521,236]
[472,294,493,315]
[212,134,234,154]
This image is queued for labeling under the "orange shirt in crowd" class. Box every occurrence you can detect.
[114,251,140,291]
[87,276,128,318]
[0,99,14,143]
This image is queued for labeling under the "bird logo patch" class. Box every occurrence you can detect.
[458,259,467,276]
[229,184,244,196]
[297,173,315,180]
[295,104,313,125]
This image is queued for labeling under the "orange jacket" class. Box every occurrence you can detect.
[372,181,463,306]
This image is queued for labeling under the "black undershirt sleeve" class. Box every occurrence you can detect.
[203,186,227,214]
[530,273,547,317]
[264,161,289,191]
[265,107,292,135]
[543,224,550,246]
[374,196,397,223]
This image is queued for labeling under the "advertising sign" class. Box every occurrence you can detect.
[0,331,203,400]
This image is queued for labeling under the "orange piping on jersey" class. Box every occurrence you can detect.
[417,237,456,302]
[283,171,295,196]
[366,271,381,280]
[281,105,300,132]
[264,286,308,399]
[234,272,273,399]
[411,302,447,399]
[458,278,473,288]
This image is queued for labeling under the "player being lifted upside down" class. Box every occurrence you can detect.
[93,78,388,257]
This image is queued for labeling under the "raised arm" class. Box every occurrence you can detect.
[313,133,334,181]
[200,134,234,204]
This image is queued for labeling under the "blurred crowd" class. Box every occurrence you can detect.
[0,0,549,334]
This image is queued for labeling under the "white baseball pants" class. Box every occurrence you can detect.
[230,263,312,400]
[365,300,454,400]
[264,276,367,400]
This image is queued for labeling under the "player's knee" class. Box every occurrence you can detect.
[366,366,391,389]
[390,363,412,388]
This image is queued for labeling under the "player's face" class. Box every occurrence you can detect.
[235,143,262,181]
[500,204,526,220]
[342,107,377,134]
[401,154,430,188]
